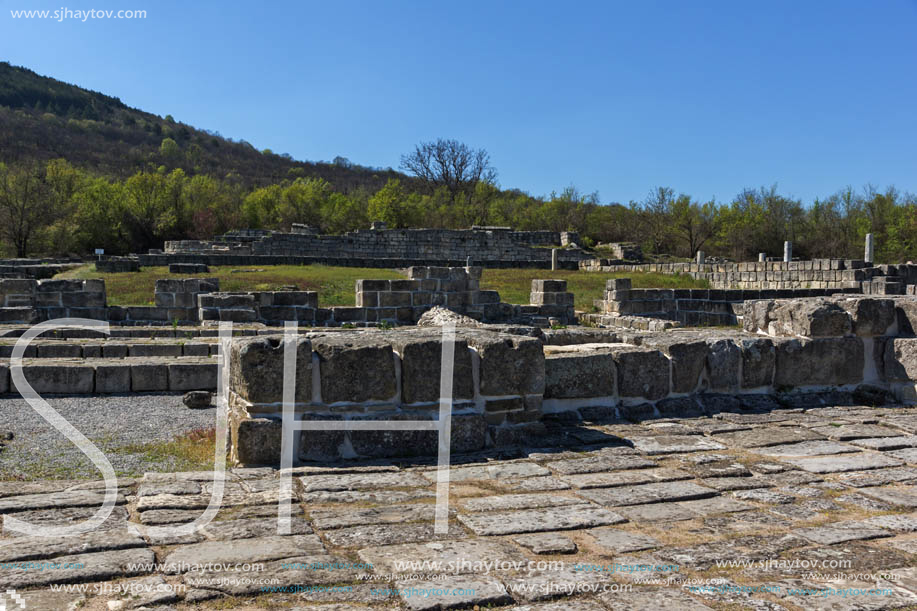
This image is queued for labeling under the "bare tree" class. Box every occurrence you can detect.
[400,139,497,205]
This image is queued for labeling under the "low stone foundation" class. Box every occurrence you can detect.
[227,296,917,466]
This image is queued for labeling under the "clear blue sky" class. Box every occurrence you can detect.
[2,0,915,205]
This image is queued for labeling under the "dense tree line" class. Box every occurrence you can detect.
[0,64,913,262]
[0,157,913,263]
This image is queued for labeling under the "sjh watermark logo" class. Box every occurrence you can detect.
[0,589,26,611]
[7,319,457,539]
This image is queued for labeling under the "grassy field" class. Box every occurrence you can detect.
[58,264,708,310]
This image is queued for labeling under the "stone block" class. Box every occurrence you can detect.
[18,365,94,393]
[544,351,616,399]
[0,364,8,393]
[230,336,312,404]
[154,292,174,307]
[884,338,917,382]
[773,300,852,337]
[740,337,775,388]
[102,343,129,358]
[126,306,168,321]
[389,279,420,291]
[272,291,318,308]
[82,344,102,358]
[169,363,218,391]
[532,279,567,293]
[95,364,131,393]
[378,292,412,307]
[36,344,82,358]
[129,344,183,358]
[219,309,257,322]
[61,292,105,308]
[356,292,378,307]
[182,343,211,357]
[312,335,397,403]
[774,337,864,387]
[642,336,706,393]
[895,300,917,335]
[198,294,255,308]
[232,417,281,466]
[389,331,474,404]
[476,290,500,304]
[356,279,389,292]
[130,364,169,391]
[609,347,669,400]
[466,332,545,396]
[706,338,741,391]
[840,298,896,336]
[348,411,486,458]
[328,307,365,323]
[607,278,631,291]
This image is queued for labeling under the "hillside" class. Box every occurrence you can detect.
[0,62,409,192]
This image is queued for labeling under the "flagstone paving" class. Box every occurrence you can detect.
[2,404,917,609]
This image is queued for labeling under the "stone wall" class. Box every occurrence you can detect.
[228,328,545,465]
[155,226,590,269]
[585,278,853,328]
[0,279,107,323]
[579,259,917,294]
[227,296,917,465]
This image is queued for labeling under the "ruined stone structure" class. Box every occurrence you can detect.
[0,268,578,328]
[148,226,590,269]
[226,295,917,465]
[580,258,917,294]
[584,278,854,328]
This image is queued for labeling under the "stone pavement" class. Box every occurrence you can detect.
[2,404,917,610]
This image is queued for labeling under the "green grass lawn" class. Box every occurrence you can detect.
[58,264,708,310]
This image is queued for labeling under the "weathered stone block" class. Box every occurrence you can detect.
[219,309,257,322]
[740,337,775,388]
[467,332,545,396]
[312,336,397,403]
[232,417,282,466]
[348,411,486,458]
[532,279,567,293]
[18,365,94,393]
[607,278,631,291]
[102,344,129,358]
[774,337,864,387]
[840,298,896,336]
[230,336,312,404]
[356,279,389,292]
[706,339,741,391]
[94,364,131,393]
[182,343,211,357]
[131,364,169,391]
[610,347,669,400]
[36,344,81,358]
[129,344,182,358]
[884,338,917,382]
[389,332,473,404]
[169,363,218,391]
[544,352,615,398]
[773,300,852,337]
[642,336,706,393]
[378,292,412,307]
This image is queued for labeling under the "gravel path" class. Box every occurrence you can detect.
[0,393,219,480]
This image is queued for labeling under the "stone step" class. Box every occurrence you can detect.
[1,357,218,394]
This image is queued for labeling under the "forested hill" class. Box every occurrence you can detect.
[0,62,407,192]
